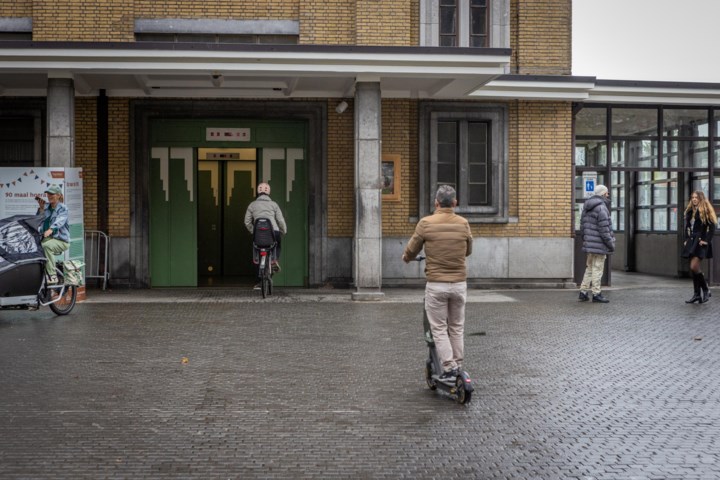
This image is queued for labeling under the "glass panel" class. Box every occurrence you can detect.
[637,209,651,230]
[575,140,607,167]
[653,209,667,231]
[470,0,488,47]
[468,121,487,142]
[692,176,709,196]
[468,185,486,205]
[653,182,667,205]
[178,34,217,43]
[437,163,456,184]
[669,207,678,231]
[135,33,175,42]
[257,35,299,44]
[669,176,678,204]
[575,107,607,136]
[468,163,486,183]
[617,212,625,231]
[611,108,658,136]
[221,34,256,44]
[440,0,457,46]
[663,108,709,137]
[438,121,457,143]
[611,140,658,168]
[575,203,582,229]
[663,141,708,168]
[714,142,720,168]
[637,184,651,206]
[714,176,720,203]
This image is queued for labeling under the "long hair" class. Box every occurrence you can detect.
[685,190,718,225]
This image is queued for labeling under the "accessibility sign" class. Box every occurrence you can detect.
[582,172,597,199]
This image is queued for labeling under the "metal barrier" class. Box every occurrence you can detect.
[84,230,110,290]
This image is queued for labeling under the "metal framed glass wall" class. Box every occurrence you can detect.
[574,104,718,279]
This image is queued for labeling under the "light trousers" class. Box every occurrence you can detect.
[41,237,69,276]
[425,281,467,372]
[580,253,606,295]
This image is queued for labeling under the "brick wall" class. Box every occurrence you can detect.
[504,101,573,237]
[327,99,355,236]
[511,0,571,75]
[356,0,413,46]
[135,0,298,20]
[32,0,134,42]
[0,0,32,16]
[108,98,130,237]
[382,99,417,236]
[74,98,97,230]
[299,0,355,45]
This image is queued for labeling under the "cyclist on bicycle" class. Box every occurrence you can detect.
[35,185,70,285]
[244,182,287,272]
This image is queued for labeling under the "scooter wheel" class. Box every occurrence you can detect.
[455,377,472,405]
[425,359,437,390]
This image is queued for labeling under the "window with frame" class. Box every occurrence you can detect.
[420,103,508,222]
[421,0,508,48]
[439,0,488,47]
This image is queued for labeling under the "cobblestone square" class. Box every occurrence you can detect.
[1,284,718,479]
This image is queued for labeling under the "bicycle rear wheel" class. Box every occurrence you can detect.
[49,285,77,315]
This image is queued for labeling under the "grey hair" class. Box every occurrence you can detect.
[435,185,456,207]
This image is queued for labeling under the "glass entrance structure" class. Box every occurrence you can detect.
[574,105,720,282]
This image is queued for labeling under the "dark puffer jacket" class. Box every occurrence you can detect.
[581,195,615,255]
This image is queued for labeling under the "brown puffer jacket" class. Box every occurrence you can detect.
[403,207,472,283]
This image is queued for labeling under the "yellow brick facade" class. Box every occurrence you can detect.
[0,0,31,16]
[1,0,576,283]
[511,0,572,75]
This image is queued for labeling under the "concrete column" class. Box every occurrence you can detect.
[46,77,75,167]
[352,82,385,301]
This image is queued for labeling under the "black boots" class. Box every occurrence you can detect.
[698,272,711,303]
[686,272,711,304]
[686,272,702,304]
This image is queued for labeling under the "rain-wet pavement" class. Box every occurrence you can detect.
[0,278,718,479]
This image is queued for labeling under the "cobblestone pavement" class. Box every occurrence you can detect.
[1,284,718,479]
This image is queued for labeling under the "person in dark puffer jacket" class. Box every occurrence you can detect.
[578,184,615,303]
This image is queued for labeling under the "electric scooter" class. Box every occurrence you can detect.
[413,256,474,404]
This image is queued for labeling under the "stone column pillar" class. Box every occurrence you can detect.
[351,82,384,301]
[46,77,75,167]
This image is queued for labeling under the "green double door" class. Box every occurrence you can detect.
[149,121,308,287]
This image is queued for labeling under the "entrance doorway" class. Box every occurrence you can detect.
[197,148,257,285]
[148,119,309,288]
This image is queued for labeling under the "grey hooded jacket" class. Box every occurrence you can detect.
[244,195,287,234]
[581,195,615,255]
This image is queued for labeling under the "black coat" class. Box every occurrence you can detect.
[581,195,615,255]
[681,209,716,259]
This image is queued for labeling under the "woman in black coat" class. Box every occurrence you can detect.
[682,190,717,303]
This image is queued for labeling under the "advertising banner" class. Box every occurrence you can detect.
[0,167,85,283]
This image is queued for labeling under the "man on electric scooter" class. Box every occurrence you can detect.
[402,185,472,381]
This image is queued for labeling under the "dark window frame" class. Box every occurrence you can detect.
[420,102,508,223]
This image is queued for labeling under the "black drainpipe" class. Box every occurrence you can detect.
[97,89,109,233]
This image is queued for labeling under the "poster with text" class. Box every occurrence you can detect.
[0,167,85,279]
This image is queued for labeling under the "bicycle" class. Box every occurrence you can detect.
[1,214,79,315]
[252,218,277,299]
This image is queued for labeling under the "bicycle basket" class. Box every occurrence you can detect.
[253,218,276,248]
[63,260,85,286]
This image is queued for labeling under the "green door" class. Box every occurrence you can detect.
[150,147,197,287]
[150,119,308,288]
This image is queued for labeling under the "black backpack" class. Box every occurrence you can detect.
[253,218,276,248]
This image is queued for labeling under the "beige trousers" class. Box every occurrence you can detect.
[580,253,606,295]
[425,281,467,372]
